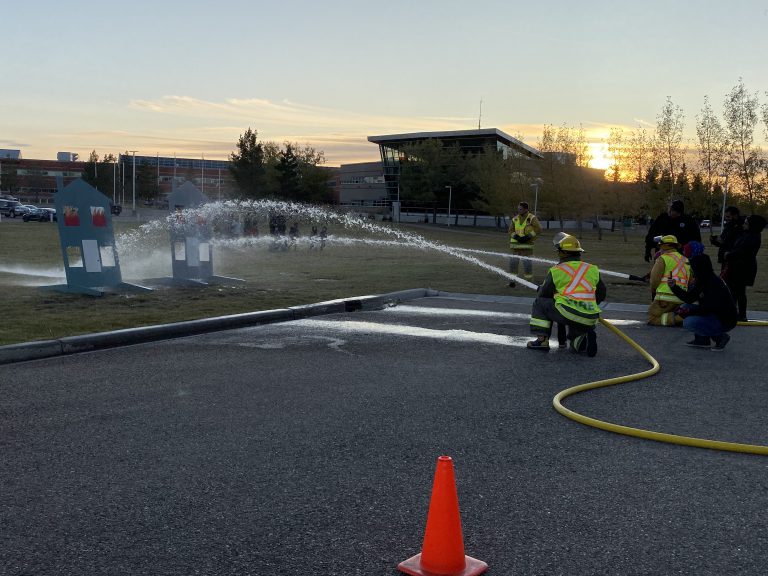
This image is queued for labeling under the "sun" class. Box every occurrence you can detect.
[587,142,612,171]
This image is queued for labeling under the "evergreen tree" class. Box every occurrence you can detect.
[275,143,301,200]
[229,128,266,198]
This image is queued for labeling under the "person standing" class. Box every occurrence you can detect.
[722,214,766,321]
[667,253,737,351]
[644,200,701,262]
[648,235,690,326]
[508,201,541,284]
[709,206,743,269]
[527,233,606,356]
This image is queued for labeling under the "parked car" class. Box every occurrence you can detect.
[9,204,37,218]
[0,199,22,216]
[23,207,57,222]
[700,219,711,228]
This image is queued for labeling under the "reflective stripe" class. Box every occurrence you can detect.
[510,214,536,246]
[557,304,598,326]
[655,292,683,303]
[556,262,597,300]
[530,317,551,329]
[656,252,690,297]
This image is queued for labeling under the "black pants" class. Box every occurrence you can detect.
[530,297,595,340]
[727,281,748,321]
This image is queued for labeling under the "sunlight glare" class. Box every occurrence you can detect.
[588,142,612,171]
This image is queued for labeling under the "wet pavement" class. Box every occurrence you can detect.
[2,293,767,575]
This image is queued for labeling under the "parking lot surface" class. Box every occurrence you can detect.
[2,293,767,575]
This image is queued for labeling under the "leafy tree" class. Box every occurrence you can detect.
[136,164,157,201]
[654,96,685,196]
[723,79,763,208]
[293,144,332,203]
[696,96,729,193]
[82,151,119,197]
[537,123,595,229]
[470,144,515,223]
[398,140,450,204]
[1,160,20,194]
[695,95,730,221]
[229,128,266,198]
[606,128,641,241]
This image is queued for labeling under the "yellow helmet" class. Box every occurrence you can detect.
[654,234,679,247]
[553,232,584,252]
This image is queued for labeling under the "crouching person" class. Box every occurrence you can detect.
[666,253,737,351]
[528,233,607,357]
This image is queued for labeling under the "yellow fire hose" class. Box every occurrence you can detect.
[552,318,768,456]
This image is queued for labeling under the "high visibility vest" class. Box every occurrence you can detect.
[509,213,536,248]
[654,252,690,303]
[550,261,602,326]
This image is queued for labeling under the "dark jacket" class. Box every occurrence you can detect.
[709,218,744,264]
[538,255,607,304]
[670,254,737,330]
[723,230,762,286]
[645,212,701,255]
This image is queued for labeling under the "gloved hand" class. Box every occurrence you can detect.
[644,247,652,262]
[512,234,521,241]
[518,234,531,243]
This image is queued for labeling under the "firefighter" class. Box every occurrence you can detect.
[508,201,541,284]
[527,233,606,356]
[647,234,690,326]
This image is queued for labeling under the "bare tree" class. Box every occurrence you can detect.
[654,96,686,196]
[723,78,763,208]
[695,95,729,221]
[606,127,639,241]
[626,125,652,185]
[696,96,729,187]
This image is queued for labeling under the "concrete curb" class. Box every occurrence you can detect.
[0,289,430,365]
[3,288,765,365]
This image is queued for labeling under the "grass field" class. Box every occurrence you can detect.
[2,214,767,346]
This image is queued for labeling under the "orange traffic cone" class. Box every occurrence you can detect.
[398,456,488,576]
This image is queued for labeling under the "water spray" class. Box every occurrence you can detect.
[455,247,648,282]
[115,199,541,290]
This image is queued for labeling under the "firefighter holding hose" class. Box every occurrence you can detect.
[527,233,606,356]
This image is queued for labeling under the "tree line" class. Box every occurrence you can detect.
[30,77,768,223]
[365,78,768,229]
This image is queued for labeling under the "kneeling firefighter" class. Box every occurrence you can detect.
[528,233,606,356]
[647,234,690,326]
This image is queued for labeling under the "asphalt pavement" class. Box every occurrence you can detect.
[2,291,768,575]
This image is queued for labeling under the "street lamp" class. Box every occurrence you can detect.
[129,150,138,217]
[531,182,540,214]
[719,174,728,234]
[445,185,452,226]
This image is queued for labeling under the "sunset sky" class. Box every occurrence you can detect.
[3,0,768,168]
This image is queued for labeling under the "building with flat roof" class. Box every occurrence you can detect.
[367,128,542,202]
[338,161,386,208]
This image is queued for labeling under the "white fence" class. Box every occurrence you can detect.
[391,211,629,230]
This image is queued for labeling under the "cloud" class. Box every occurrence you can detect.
[127,95,475,136]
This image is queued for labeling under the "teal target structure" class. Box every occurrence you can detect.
[47,179,150,296]
[156,182,242,286]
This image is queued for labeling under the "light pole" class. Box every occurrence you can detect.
[719,174,728,234]
[445,185,452,226]
[129,150,138,217]
[531,182,540,214]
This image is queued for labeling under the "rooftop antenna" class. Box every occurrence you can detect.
[478,99,482,129]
